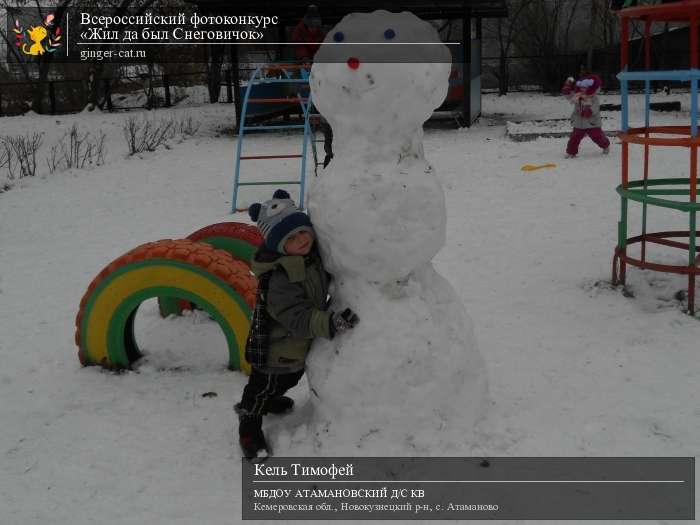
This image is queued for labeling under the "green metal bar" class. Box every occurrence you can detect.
[617,187,700,211]
[626,177,700,188]
[618,197,628,250]
[641,200,648,262]
[639,189,694,196]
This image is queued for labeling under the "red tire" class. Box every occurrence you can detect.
[158,222,263,317]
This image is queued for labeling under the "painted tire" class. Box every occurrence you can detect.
[75,239,257,372]
[158,222,263,317]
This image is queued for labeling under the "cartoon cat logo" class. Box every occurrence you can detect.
[14,13,62,57]
[24,25,48,55]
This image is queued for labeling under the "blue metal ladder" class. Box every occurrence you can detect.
[232,64,315,212]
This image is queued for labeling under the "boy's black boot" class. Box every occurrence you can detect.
[239,414,269,461]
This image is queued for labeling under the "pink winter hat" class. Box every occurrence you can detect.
[576,74,602,95]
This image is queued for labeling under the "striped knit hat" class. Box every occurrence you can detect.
[248,189,313,254]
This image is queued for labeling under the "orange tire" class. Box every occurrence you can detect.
[75,239,256,371]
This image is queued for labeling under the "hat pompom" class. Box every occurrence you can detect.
[273,189,290,199]
[249,202,262,222]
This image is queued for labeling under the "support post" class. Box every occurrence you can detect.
[462,6,471,127]
[475,17,482,121]
[103,79,113,112]
[226,69,233,103]
[163,74,171,108]
[49,81,56,115]
[621,17,629,70]
[619,197,628,284]
[277,22,286,62]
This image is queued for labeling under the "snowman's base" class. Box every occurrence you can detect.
[302,264,488,455]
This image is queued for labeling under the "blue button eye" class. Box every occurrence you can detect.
[333,31,344,42]
[384,28,395,40]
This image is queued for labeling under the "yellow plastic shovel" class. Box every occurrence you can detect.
[521,163,557,172]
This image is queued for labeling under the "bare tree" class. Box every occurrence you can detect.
[0,0,162,113]
[206,42,224,103]
[586,0,620,86]
[514,0,583,93]
[483,0,534,96]
[17,0,73,112]
[2,132,43,178]
[586,0,599,72]
[0,0,32,83]
[597,0,619,50]
[82,0,160,110]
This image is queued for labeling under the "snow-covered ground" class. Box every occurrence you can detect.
[1,92,697,524]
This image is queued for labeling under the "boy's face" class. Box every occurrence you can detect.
[284,230,315,256]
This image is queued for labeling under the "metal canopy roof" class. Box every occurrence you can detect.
[186,0,508,21]
[617,0,700,22]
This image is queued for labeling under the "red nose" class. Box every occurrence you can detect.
[347,57,360,70]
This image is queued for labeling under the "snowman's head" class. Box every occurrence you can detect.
[310,11,451,134]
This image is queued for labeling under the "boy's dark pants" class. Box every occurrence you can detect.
[238,368,304,437]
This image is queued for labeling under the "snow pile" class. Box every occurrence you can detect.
[1,89,699,523]
[281,10,488,455]
[506,116,619,140]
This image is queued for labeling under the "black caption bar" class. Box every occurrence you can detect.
[6,8,459,64]
[242,457,694,520]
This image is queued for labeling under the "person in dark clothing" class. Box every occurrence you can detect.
[236,189,359,460]
[291,5,325,62]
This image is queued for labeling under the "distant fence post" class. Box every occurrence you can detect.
[230,44,241,125]
[49,81,56,115]
[103,79,113,112]
[226,69,233,103]
[163,74,171,107]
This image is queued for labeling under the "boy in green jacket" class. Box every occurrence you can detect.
[236,189,359,461]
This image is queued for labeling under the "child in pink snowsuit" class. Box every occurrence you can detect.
[562,74,610,157]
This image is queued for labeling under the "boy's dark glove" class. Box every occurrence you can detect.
[330,308,359,337]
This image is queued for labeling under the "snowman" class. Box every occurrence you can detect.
[286,10,487,455]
